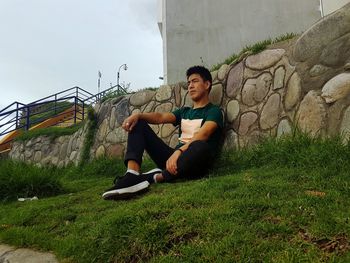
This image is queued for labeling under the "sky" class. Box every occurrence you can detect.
[0,0,163,110]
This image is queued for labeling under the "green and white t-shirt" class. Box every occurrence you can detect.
[172,103,223,153]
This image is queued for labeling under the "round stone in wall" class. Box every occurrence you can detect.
[242,79,257,106]
[69,151,77,161]
[114,127,128,143]
[174,84,182,107]
[183,92,193,108]
[97,119,109,142]
[309,64,330,77]
[94,103,101,114]
[277,119,292,137]
[26,139,34,148]
[238,111,258,135]
[142,100,156,113]
[321,73,350,103]
[33,151,42,163]
[223,129,238,150]
[161,123,176,138]
[52,157,59,166]
[129,90,155,107]
[59,142,68,159]
[211,70,218,82]
[226,61,244,99]
[97,102,111,126]
[169,133,179,148]
[345,63,350,71]
[156,85,172,101]
[260,93,281,130]
[340,106,350,142]
[154,102,173,113]
[150,124,159,134]
[245,49,285,70]
[320,33,350,67]
[284,72,301,111]
[107,144,125,158]
[226,100,240,123]
[132,108,141,115]
[106,131,118,144]
[110,96,124,105]
[293,3,350,62]
[24,150,32,159]
[241,73,270,106]
[116,99,131,125]
[273,66,285,90]
[96,145,106,158]
[296,90,327,136]
[254,72,272,101]
[209,83,223,106]
[218,64,229,81]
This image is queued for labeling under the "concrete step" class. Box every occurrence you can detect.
[0,244,58,263]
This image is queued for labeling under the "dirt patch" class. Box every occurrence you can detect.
[299,229,349,254]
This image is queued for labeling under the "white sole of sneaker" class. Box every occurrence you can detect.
[143,168,162,175]
[102,181,150,200]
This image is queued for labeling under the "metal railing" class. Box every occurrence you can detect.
[0,85,128,149]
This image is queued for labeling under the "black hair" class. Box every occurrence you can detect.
[186,65,212,92]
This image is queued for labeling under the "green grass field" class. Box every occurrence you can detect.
[0,132,349,262]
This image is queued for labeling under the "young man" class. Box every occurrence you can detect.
[102,65,223,200]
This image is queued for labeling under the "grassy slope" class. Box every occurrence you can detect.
[0,134,350,262]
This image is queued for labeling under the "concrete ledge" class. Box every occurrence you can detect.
[0,244,58,263]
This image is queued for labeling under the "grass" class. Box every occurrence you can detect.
[211,32,298,71]
[0,159,64,202]
[15,122,84,142]
[0,132,350,262]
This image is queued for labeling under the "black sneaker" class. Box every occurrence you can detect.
[102,172,150,200]
[141,168,162,183]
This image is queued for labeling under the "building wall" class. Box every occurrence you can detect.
[322,0,350,16]
[158,0,321,84]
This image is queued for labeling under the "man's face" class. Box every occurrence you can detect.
[187,73,210,102]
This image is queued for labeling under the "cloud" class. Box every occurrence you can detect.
[128,0,159,34]
[0,0,163,110]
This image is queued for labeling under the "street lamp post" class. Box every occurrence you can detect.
[97,70,102,94]
[117,64,128,93]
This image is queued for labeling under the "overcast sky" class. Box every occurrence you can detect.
[0,0,163,110]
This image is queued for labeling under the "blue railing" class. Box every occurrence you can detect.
[0,85,128,147]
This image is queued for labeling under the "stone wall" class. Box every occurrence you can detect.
[9,3,350,166]
[9,123,88,167]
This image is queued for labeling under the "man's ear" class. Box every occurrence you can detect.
[205,81,211,91]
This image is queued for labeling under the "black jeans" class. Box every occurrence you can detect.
[124,120,212,182]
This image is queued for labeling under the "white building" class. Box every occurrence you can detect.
[321,0,350,16]
[158,0,350,84]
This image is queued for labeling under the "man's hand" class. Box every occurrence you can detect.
[166,150,182,175]
[122,113,140,132]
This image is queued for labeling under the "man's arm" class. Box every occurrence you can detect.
[178,121,218,151]
[166,121,218,175]
[122,112,176,132]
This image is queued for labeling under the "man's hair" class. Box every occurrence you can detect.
[186,65,212,92]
